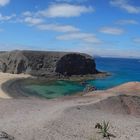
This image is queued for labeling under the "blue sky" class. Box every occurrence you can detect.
[0,0,140,58]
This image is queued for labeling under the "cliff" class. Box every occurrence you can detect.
[0,50,98,77]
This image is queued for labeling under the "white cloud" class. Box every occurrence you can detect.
[110,0,140,14]
[0,0,10,6]
[116,19,139,25]
[73,44,140,58]
[133,38,140,43]
[0,13,16,22]
[37,24,79,32]
[22,11,33,17]
[21,12,79,32]
[99,27,124,35]
[24,17,43,25]
[21,11,44,25]
[17,5,100,45]
[37,3,94,18]
[57,32,102,43]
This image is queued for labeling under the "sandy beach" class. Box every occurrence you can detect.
[0,72,140,140]
[0,72,31,99]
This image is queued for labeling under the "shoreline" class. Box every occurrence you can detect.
[0,72,31,99]
[0,71,140,100]
[1,72,109,99]
[0,72,140,100]
[0,72,140,139]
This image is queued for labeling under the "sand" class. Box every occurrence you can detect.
[0,72,31,99]
[0,72,140,140]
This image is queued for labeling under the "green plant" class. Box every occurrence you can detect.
[95,121,116,139]
[101,121,110,137]
[95,121,111,139]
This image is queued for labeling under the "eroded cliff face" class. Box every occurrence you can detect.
[0,50,98,76]
[56,54,98,76]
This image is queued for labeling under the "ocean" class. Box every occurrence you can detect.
[89,57,140,89]
[24,57,140,99]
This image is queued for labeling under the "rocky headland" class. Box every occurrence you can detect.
[0,50,99,77]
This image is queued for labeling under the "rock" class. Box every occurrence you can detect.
[0,131,14,140]
[83,85,97,93]
[80,81,88,86]
[0,50,98,77]
[55,53,98,76]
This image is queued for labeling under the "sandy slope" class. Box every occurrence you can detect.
[0,72,140,140]
[0,72,30,99]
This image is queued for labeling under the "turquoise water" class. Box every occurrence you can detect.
[24,58,140,98]
[25,80,84,99]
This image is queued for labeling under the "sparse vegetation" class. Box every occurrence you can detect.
[99,121,110,138]
[95,121,116,139]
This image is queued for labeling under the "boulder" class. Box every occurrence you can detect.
[83,85,97,93]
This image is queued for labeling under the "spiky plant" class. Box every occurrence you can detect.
[100,121,110,138]
[95,121,110,139]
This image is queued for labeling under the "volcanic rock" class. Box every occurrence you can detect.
[0,50,98,77]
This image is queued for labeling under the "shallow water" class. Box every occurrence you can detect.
[24,80,83,99]
[24,58,140,99]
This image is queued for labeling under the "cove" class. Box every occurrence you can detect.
[23,80,84,99]
[21,57,140,99]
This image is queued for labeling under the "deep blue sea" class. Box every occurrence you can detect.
[24,58,140,98]
[90,57,140,89]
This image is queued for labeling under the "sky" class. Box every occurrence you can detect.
[0,0,140,58]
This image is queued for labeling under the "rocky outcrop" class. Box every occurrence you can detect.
[56,53,98,76]
[0,50,98,77]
